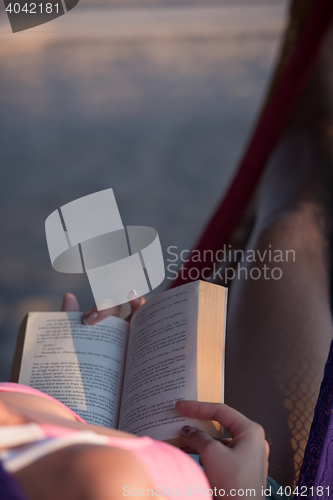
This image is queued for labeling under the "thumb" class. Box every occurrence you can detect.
[125,290,145,323]
[82,304,121,325]
[181,425,221,458]
[62,293,80,312]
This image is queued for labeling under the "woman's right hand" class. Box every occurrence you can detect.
[176,401,269,500]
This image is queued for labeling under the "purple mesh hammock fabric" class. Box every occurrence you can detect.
[0,462,28,500]
[297,339,333,498]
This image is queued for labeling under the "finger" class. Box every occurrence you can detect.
[125,290,145,323]
[176,401,255,439]
[61,293,80,312]
[180,425,222,458]
[219,438,233,446]
[180,437,231,455]
[82,304,121,325]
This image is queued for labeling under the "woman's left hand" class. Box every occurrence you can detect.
[61,292,145,325]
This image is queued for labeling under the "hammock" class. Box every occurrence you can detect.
[169,0,333,494]
[170,0,333,289]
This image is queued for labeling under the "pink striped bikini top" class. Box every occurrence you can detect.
[0,383,210,499]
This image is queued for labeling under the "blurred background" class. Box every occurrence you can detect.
[0,0,287,380]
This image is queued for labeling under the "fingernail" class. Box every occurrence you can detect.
[181,425,196,436]
[128,290,138,301]
[82,312,98,325]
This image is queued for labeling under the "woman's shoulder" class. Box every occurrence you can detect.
[14,443,156,500]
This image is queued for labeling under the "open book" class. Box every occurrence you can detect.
[11,280,227,446]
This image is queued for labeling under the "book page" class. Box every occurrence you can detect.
[19,312,129,428]
[118,283,199,440]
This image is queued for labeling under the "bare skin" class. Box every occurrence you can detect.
[0,395,269,500]
[75,28,333,488]
[177,401,269,500]
[2,19,333,499]
[0,293,269,500]
[225,25,333,486]
[75,19,333,489]
[0,295,154,500]
[0,395,154,500]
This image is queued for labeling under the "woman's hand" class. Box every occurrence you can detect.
[176,401,269,500]
[61,292,145,325]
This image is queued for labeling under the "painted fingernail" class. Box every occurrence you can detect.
[181,426,196,436]
[82,312,98,325]
[128,290,138,301]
